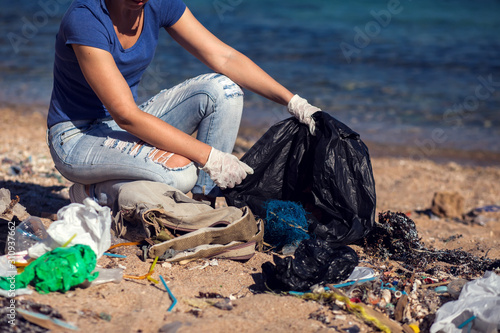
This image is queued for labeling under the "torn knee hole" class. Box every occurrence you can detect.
[166,154,192,168]
[147,148,191,168]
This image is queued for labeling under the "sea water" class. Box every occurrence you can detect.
[1,0,499,154]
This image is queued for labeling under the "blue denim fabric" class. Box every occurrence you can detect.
[47,73,244,202]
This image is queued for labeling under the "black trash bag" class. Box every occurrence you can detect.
[224,112,376,291]
[224,112,376,246]
[262,240,359,291]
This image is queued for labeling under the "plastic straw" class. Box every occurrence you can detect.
[62,233,77,247]
[458,315,476,329]
[18,229,41,242]
[160,275,177,312]
[103,252,127,258]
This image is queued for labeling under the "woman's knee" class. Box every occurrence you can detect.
[171,163,198,193]
[203,74,244,113]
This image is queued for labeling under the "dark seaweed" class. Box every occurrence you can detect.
[363,211,498,277]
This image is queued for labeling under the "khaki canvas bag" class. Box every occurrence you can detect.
[112,181,263,262]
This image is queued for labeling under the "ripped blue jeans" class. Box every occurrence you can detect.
[47,73,244,205]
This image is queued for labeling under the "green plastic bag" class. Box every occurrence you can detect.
[0,244,98,294]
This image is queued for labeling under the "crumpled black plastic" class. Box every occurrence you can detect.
[262,241,359,291]
[224,112,376,291]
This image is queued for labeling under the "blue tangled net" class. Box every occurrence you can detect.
[264,200,311,250]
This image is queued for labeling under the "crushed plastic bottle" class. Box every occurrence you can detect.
[5,216,48,254]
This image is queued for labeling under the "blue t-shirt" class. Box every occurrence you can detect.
[47,0,186,127]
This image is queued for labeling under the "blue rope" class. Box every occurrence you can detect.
[264,200,310,249]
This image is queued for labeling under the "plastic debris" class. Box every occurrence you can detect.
[263,200,310,251]
[123,256,159,284]
[5,216,48,255]
[262,241,359,291]
[17,308,78,331]
[225,113,376,291]
[0,298,72,332]
[103,252,127,258]
[28,198,112,259]
[434,286,448,294]
[431,271,500,333]
[79,267,123,288]
[447,278,468,299]
[160,275,177,312]
[0,244,98,294]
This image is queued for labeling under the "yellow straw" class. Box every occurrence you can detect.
[147,256,160,284]
[62,233,77,247]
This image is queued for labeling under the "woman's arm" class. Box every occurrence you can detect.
[72,44,212,166]
[166,8,294,106]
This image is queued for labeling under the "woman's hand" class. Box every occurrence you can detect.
[287,94,321,134]
[202,148,253,189]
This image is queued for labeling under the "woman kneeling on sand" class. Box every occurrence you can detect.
[47,0,320,207]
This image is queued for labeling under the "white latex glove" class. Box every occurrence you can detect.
[287,94,321,134]
[202,147,254,190]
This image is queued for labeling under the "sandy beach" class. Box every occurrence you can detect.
[1,107,499,332]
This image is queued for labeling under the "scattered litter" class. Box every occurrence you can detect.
[28,198,112,259]
[346,267,376,281]
[103,252,127,258]
[447,278,468,299]
[441,234,462,243]
[98,312,112,322]
[161,262,172,269]
[107,241,141,251]
[189,258,219,270]
[301,288,394,332]
[80,267,123,288]
[5,216,48,253]
[0,298,75,332]
[189,261,210,270]
[0,244,98,294]
[0,286,33,297]
[197,291,224,299]
[262,243,359,291]
[160,275,177,312]
[123,256,159,283]
[434,286,448,294]
[431,271,500,333]
[17,308,78,331]
[461,205,500,226]
[472,205,500,213]
[213,298,233,311]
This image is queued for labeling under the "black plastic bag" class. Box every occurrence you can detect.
[262,241,359,291]
[224,112,376,291]
[224,111,376,245]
